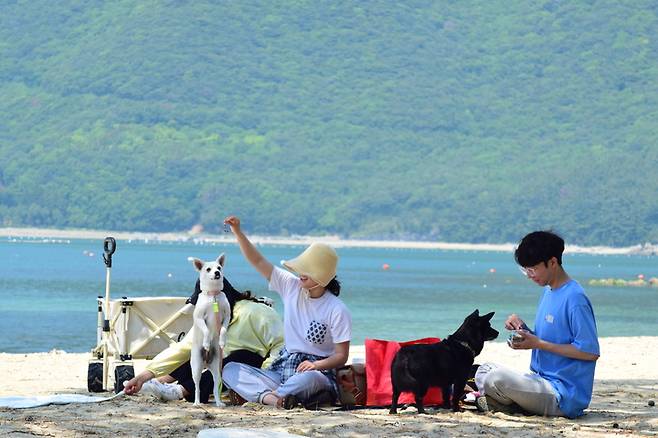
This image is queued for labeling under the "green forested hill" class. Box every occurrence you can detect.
[1,1,657,246]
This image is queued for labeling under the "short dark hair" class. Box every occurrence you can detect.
[326,277,341,296]
[514,230,565,267]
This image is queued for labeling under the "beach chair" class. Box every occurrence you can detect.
[88,296,193,393]
[88,238,193,393]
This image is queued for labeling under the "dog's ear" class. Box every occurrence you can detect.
[217,253,226,268]
[481,311,495,322]
[188,257,204,271]
[465,309,479,321]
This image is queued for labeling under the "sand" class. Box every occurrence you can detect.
[1,338,657,437]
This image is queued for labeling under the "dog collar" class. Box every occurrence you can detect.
[204,290,222,296]
[455,339,476,358]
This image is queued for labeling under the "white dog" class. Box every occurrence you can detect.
[188,254,231,407]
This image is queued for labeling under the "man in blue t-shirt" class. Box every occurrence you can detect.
[476,231,600,418]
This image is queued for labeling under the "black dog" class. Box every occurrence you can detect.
[389,309,498,414]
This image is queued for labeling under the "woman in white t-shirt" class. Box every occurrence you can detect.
[222,216,352,409]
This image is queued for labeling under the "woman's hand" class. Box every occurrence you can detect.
[224,215,274,281]
[304,342,350,372]
[296,360,318,372]
[123,378,142,395]
[122,371,154,395]
[224,216,241,234]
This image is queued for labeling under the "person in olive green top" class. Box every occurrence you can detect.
[123,278,284,403]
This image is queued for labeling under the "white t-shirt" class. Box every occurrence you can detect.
[269,267,352,357]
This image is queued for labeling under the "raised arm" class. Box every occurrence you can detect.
[224,216,274,281]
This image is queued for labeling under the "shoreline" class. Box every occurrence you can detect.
[2,226,656,255]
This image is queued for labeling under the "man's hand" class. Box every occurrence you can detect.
[507,330,538,350]
[505,314,527,331]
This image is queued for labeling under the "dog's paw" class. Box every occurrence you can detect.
[215,401,226,408]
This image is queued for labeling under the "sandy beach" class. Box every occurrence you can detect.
[2,226,656,255]
[1,338,656,437]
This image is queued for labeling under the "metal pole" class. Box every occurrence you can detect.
[102,265,111,390]
[96,296,103,347]
[102,237,116,391]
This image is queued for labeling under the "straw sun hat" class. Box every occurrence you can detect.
[282,243,338,287]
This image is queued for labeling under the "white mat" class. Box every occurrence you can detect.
[198,428,306,438]
[0,391,124,409]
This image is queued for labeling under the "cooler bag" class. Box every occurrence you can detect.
[336,363,367,406]
[364,337,443,407]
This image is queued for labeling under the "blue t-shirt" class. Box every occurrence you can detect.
[530,279,600,418]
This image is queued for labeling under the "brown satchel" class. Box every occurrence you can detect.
[336,363,367,406]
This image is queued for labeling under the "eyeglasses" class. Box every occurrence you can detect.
[519,266,538,277]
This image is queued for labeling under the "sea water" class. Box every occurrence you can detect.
[0,237,656,353]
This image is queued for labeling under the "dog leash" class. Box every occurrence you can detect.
[0,390,126,409]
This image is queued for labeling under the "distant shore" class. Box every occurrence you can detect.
[1,226,656,255]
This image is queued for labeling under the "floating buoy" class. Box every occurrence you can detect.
[382,263,390,270]
[167,273,173,278]
[489,268,496,273]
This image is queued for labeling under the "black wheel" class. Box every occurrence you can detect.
[87,362,104,392]
[114,365,135,393]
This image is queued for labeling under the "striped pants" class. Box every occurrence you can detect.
[222,362,333,403]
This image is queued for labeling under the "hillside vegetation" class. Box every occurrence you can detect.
[1,1,657,246]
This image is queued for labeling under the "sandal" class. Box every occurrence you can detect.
[228,389,247,406]
[302,389,335,410]
[280,394,300,410]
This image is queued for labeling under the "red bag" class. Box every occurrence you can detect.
[365,337,443,407]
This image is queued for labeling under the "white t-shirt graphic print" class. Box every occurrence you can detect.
[269,267,351,357]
